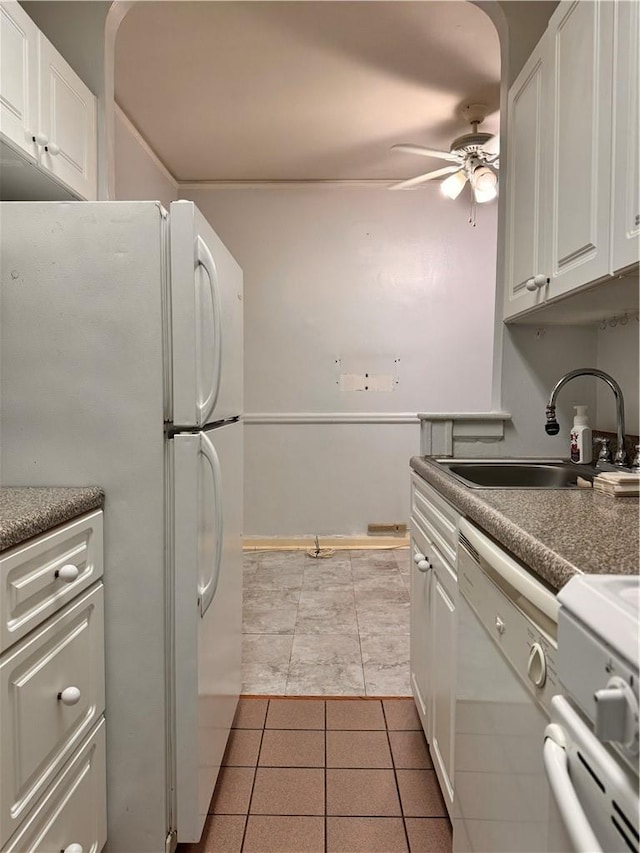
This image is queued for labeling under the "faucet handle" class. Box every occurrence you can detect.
[594,436,612,463]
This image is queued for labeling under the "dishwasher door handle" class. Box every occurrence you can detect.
[543,724,603,853]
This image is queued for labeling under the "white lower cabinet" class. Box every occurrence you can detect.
[2,720,106,853]
[0,511,106,853]
[410,473,459,816]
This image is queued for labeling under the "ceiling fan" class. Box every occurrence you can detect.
[389,104,499,204]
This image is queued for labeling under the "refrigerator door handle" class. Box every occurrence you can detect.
[198,431,223,617]
[195,235,222,426]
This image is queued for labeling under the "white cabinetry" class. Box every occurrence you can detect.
[0,511,106,853]
[410,473,460,815]
[0,1,97,200]
[546,0,614,298]
[611,0,640,273]
[504,0,635,321]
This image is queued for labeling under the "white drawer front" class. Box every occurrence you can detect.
[0,585,105,846]
[0,510,103,652]
[411,474,459,564]
[2,719,106,853]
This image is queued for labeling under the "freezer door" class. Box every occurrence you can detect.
[172,421,243,843]
[170,200,243,427]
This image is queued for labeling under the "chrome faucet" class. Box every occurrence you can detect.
[545,368,628,467]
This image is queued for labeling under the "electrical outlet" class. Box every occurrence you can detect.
[367,522,408,536]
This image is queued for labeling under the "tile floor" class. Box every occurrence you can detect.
[180,697,452,853]
[242,548,412,696]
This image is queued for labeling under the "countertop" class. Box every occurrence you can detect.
[410,457,639,591]
[0,487,104,553]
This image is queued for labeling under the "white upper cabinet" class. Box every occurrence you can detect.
[0,1,38,161]
[611,0,639,273]
[546,0,614,298]
[37,34,97,201]
[0,2,97,200]
[504,0,635,321]
[503,39,549,317]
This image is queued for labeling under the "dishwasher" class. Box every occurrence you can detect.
[452,518,566,853]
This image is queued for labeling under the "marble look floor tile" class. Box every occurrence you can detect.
[286,634,365,695]
[356,603,410,636]
[303,564,353,588]
[258,550,308,570]
[285,666,366,696]
[249,569,304,588]
[299,587,355,606]
[363,661,411,696]
[353,578,409,606]
[361,633,411,696]
[241,634,292,695]
[242,664,289,695]
[244,585,301,608]
[243,605,298,635]
[295,602,359,635]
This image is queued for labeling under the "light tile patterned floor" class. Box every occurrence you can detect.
[179,697,452,853]
[242,549,411,696]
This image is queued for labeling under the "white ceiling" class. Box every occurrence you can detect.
[115,2,500,183]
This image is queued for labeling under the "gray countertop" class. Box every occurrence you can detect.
[0,487,104,553]
[410,457,639,591]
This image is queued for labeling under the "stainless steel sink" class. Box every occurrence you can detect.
[435,459,599,489]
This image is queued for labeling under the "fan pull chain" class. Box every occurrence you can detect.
[469,197,477,227]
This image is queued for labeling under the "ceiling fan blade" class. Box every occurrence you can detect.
[389,165,460,191]
[483,134,500,155]
[391,144,461,163]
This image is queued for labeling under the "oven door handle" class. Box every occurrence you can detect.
[543,723,603,853]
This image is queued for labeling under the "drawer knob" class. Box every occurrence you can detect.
[413,552,426,564]
[417,559,431,572]
[55,564,79,582]
[63,845,84,853]
[58,686,81,706]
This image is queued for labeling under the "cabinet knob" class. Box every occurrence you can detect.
[34,132,49,146]
[45,142,61,155]
[63,845,84,853]
[526,274,549,291]
[55,564,79,582]
[417,559,431,572]
[58,686,81,706]
[413,552,426,564]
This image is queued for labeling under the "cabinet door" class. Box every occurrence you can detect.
[429,551,456,814]
[546,0,614,298]
[611,0,639,272]
[503,37,549,319]
[0,1,39,161]
[409,527,431,733]
[37,33,97,200]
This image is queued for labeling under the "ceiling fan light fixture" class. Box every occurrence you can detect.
[441,169,467,200]
[470,165,498,203]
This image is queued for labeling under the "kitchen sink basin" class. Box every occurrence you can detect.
[435,459,599,489]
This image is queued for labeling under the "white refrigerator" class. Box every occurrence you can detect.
[0,200,243,851]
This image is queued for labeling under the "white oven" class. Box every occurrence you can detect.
[545,576,639,853]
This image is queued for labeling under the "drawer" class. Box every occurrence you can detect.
[2,719,106,853]
[0,511,103,652]
[0,585,105,847]
[411,473,461,562]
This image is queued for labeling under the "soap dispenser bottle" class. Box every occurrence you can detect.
[570,405,592,464]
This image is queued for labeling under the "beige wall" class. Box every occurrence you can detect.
[182,184,498,536]
[114,108,178,208]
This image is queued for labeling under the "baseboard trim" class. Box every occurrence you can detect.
[243,535,409,551]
